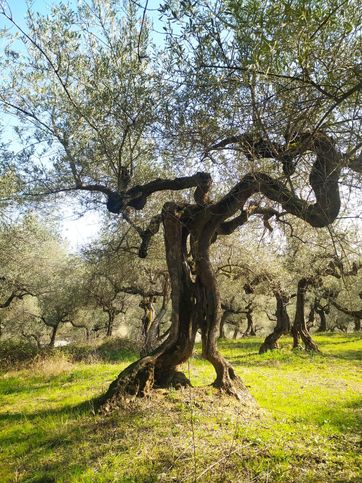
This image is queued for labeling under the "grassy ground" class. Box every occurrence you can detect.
[0,334,361,482]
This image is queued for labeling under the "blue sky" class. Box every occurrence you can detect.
[1,1,102,252]
[1,0,166,251]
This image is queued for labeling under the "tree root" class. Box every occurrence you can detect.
[95,357,192,414]
[212,366,255,404]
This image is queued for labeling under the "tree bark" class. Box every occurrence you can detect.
[97,203,253,412]
[307,302,316,330]
[140,275,171,356]
[49,323,59,348]
[219,310,229,339]
[243,303,256,336]
[97,204,198,412]
[259,291,291,354]
[106,310,115,337]
[292,279,319,351]
[315,304,327,332]
[193,229,251,400]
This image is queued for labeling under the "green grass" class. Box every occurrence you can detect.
[0,334,361,482]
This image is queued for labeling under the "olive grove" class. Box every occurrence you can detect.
[0,0,361,410]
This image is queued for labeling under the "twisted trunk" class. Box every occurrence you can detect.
[292,279,319,351]
[315,305,327,332]
[259,291,291,354]
[193,230,251,400]
[97,204,197,412]
[141,276,170,356]
[219,310,230,339]
[243,303,256,336]
[97,204,253,411]
[307,303,316,330]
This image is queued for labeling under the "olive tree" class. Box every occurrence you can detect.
[1,0,361,410]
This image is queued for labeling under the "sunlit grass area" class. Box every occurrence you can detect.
[1,333,361,482]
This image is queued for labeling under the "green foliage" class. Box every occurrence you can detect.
[0,334,361,482]
[0,0,163,198]
[0,340,39,367]
[0,337,140,369]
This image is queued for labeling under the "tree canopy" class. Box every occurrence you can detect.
[0,0,361,409]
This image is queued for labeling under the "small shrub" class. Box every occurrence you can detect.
[30,352,74,377]
[0,340,40,369]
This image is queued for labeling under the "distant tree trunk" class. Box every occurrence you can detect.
[49,323,59,348]
[292,279,319,351]
[21,331,42,349]
[70,320,90,341]
[307,302,315,330]
[106,310,115,337]
[330,299,362,333]
[315,303,327,332]
[232,326,240,339]
[219,311,228,339]
[259,291,291,354]
[243,303,256,336]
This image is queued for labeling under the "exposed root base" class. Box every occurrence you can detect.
[212,369,255,404]
[154,370,191,390]
[96,357,155,413]
[96,359,192,414]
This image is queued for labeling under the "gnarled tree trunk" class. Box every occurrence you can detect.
[96,133,344,411]
[292,279,319,351]
[97,204,198,411]
[259,291,291,354]
[97,203,253,412]
[315,301,328,332]
[219,310,230,339]
[243,302,256,336]
[307,302,316,330]
[141,275,171,356]
[194,242,250,400]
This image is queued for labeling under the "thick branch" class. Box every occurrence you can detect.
[0,291,17,309]
[119,286,163,298]
[107,172,212,214]
[0,287,33,309]
[211,134,341,228]
[330,300,362,319]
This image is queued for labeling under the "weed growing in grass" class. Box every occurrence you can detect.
[0,334,361,482]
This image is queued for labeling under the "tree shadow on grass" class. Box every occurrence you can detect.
[219,338,262,351]
[311,397,362,434]
[0,397,96,425]
[1,393,179,483]
[324,349,362,361]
